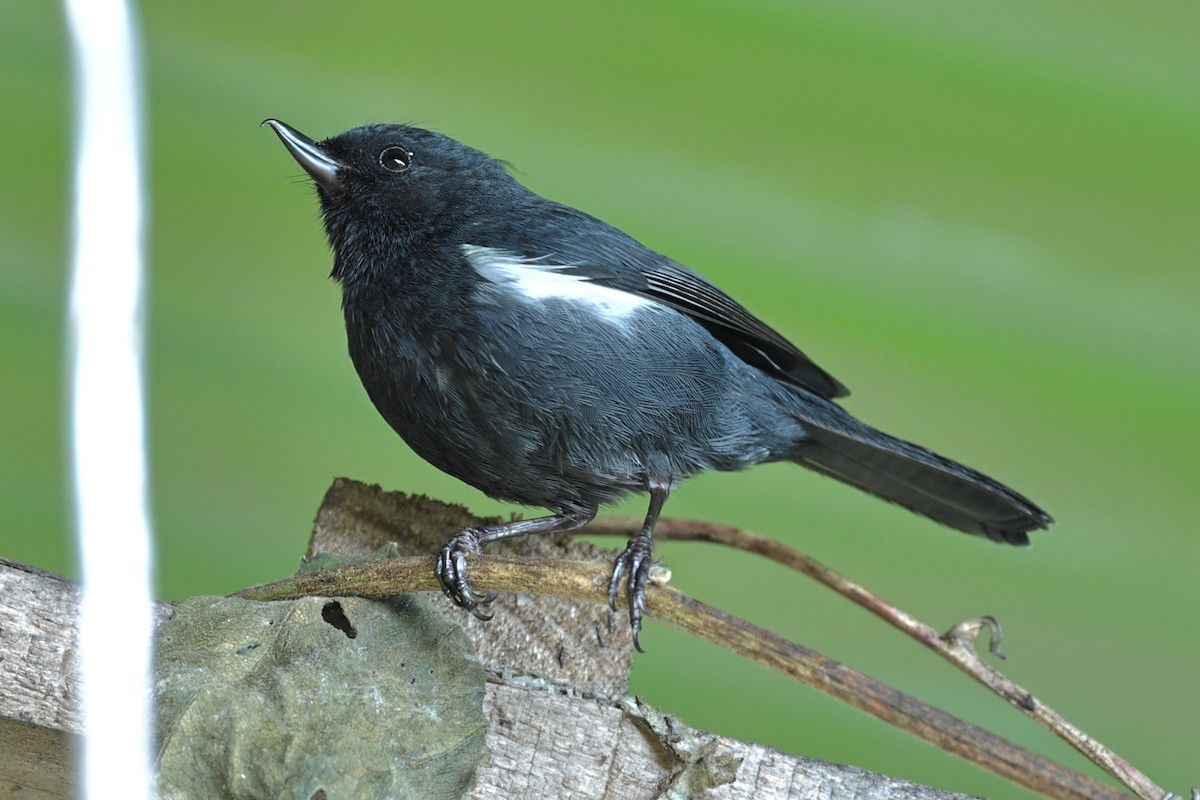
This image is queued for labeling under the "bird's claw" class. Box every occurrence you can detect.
[436,527,499,620]
[608,533,655,652]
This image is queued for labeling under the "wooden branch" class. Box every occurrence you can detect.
[1,576,962,798]
[239,480,1128,800]
[0,558,83,799]
[236,552,1121,800]
[2,479,1116,799]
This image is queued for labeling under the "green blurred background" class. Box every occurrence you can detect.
[3,1,1197,796]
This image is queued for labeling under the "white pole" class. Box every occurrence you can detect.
[63,0,155,796]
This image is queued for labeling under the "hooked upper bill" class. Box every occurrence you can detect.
[263,119,343,195]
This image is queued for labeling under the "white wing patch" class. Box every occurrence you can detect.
[463,244,650,321]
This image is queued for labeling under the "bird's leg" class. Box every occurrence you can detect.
[609,481,670,652]
[436,506,596,620]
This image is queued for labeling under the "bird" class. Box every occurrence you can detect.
[264,118,1052,650]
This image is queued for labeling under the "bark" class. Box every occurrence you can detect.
[0,481,980,799]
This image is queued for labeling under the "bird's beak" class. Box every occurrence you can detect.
[262,119,343,195]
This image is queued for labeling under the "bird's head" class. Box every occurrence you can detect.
[264,119,514,281]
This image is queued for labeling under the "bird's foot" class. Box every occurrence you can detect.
[608,531,655,652]
[436,527,499,620]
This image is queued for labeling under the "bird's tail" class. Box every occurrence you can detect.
[790,407,1052,544]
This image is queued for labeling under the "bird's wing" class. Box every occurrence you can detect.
[467,204,849,399]
[633,259,849,399]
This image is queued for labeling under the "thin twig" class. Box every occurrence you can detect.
[647,585,1124,800]
[234,553,1124,800]
[587,516,1170,800]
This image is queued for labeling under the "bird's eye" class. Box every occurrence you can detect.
[379,146,413,173]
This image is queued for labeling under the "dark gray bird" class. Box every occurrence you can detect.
[264,119,1052,649]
